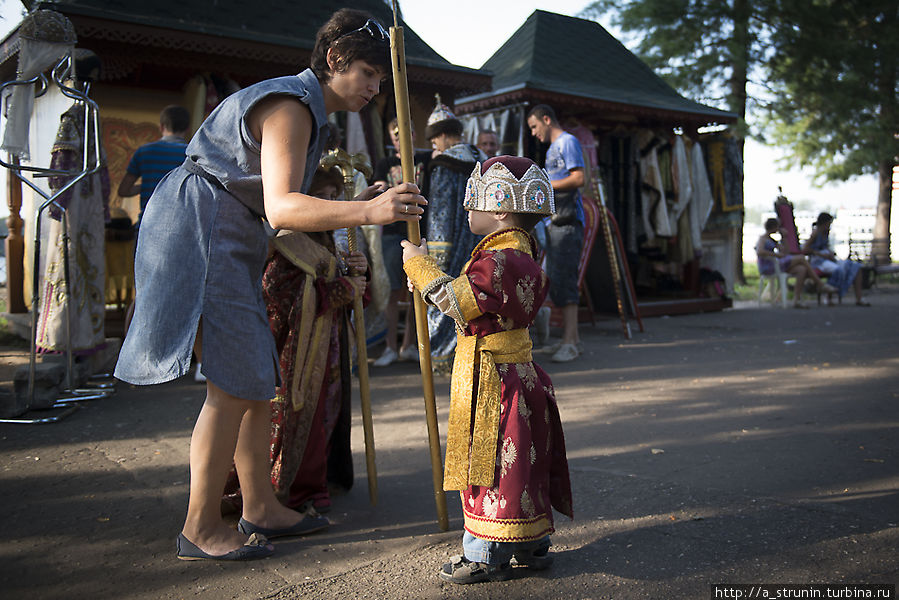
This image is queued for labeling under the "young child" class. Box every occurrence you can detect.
[402,155,573,583]
[222,166,369,524]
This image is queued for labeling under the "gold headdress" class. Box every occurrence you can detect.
[463,156,555,215]
[425,93,461,140]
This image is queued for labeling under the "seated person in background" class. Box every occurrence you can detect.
[802,212,869,306]
[756,218,836,308]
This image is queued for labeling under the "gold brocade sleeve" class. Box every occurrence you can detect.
[403,254,453,301]
[451,276,482,323]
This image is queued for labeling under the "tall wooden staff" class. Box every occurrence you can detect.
[389,0,449,531]
[320,149,378,505]
[588,165,632,339]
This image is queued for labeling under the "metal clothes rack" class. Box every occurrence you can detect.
[0,51,114,424]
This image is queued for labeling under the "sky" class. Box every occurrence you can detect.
[0,0,880,215]
[398,0,881,215]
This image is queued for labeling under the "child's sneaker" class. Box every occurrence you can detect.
[510,545,554,570]
[438,555,512,584]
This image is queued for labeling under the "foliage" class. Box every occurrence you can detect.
[732,263,761,301]
[762,0,899,183]
[581,0,898,185]
[581,0,766,130]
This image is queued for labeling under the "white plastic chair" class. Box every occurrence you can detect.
[757,259,790,308]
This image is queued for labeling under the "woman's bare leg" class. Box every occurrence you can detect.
[789,256,824,288]
[234,399,306,528]
[182,382,260,555]
[789,264,807,304]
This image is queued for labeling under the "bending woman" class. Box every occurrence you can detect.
[114,9,425,561]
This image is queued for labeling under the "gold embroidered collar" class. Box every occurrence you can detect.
[469,227,537,260]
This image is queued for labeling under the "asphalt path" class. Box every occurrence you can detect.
[1,285,897,599]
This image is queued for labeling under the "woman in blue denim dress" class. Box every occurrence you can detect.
[115,9,425,561]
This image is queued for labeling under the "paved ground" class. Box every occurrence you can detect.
[1,286,897,599]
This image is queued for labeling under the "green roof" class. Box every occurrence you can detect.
[467,10,734,122]
[32,0,480,75]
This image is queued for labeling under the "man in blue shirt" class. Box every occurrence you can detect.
[117,105,194,375]
[527,104,585,362]
[117,105,190,225]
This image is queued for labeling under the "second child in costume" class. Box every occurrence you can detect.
[402,156,573,584]
[223,166,368,522]
[422,94,486,374]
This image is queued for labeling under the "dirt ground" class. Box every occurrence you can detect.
[1,285,897,600]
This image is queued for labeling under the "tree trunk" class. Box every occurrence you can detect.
[730,0,750,285]
[873,160,893,264]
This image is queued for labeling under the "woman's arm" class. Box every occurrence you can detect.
[801,228,818,255]
[252,96,426,231]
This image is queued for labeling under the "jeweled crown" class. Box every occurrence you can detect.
[463,159,555,215]
[426,93,455,126]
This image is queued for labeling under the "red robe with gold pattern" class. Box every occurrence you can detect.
[405,228,573,543]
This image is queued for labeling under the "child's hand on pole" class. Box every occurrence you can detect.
[355,184,384,202]
[343,250,368,276]
[401,237,427,263]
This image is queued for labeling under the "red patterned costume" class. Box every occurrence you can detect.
[224,230,363,512]
[405,227,573,543]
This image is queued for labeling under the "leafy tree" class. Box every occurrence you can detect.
[581,0,767,282]
[583,0,898,263]
[581,0,766,140]
[764,0,898,262]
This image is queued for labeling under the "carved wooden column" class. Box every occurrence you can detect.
[5,154,26,313]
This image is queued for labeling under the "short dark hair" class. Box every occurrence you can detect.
[386,117,415,138]
[308,166,344,198]
[507,212,546,233]
[160,105,190,134]
[325,122,342,151]
[764,217,779,232]
[816,212,834,226]
[425,118,463,141]
[527,104,557,124]
[310,9,391,82]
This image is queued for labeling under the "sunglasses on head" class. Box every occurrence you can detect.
[338,18,389,43]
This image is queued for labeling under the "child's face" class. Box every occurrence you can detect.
[467,209,499,235]
[311,184,339,201]
[430,133,453,152]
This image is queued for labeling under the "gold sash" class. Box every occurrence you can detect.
[272,232,337,411]
[444,328,532,490]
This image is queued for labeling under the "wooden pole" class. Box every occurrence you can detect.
[5,156,26,313]
[589,165,631,339]
[320,149,378,506]
[389,4,449,532]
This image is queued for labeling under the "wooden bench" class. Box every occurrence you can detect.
[848,236,899,287]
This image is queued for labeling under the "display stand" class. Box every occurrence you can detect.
[0,52,113,424]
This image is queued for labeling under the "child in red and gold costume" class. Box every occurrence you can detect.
[402,155,573,584]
